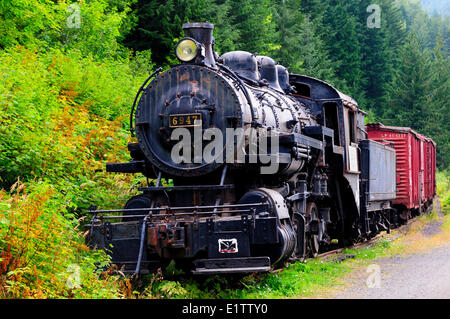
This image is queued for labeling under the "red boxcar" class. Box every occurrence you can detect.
[421,135,436,204]
[367,123,436,216]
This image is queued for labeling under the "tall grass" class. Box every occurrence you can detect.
[437,171,449,215]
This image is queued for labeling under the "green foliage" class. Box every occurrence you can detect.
[0,46,149,297]
[229,0,276,55]
[0,0,152,298]
[270,0,337,83]
[198,0,240,55]
[0,0,135,60]
[0,0,59,49]
[424,39,450,170]
[382,34,450,170]
[0,182,123,298]
[124,0,208,64]
[437,171,450,215]
[0,47,149,194]
[382,34,433,130]
[357,0,406,110]
[399,0,450,51]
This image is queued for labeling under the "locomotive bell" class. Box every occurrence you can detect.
[177,22,216,68]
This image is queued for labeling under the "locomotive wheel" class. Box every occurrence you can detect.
[306,202,320,258]
[123,194,153,222]
[123,193,168,222]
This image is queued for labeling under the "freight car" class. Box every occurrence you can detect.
[367,123,436,221]
[86,22,436,275]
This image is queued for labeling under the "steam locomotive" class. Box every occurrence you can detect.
[87,22,436,275]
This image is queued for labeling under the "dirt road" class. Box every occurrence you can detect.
[332,202,450,299]
[332,243,450,299]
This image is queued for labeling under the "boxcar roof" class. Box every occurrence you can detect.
[367,123,436,146]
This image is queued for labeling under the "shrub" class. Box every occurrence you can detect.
[0,47,149,205]
[0,181,123,298]
[0,44,153,299]
[437,171,450,215]
[0,0,136,60]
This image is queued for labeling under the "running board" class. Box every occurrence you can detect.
[192,257,271,275]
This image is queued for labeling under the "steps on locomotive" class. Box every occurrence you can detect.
[192,257,271,275]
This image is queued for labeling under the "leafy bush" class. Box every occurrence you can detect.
[0,0,155,299]
[0,46,149,203]
[0,43,157,297]
[0,181,123,298]
[437,171,450,215]
[0,0,135,60]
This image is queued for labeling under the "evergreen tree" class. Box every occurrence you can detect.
[357,0,406,112]
[192,0,240,55]
[124,0,218,65]
[299,0,329,23]
[425,38,450,169]
[382,34,432,132]
[271,0,304,70]
[398,0,449,52]
[270,0,337,83]
[298,1,366,103]
[320,1,366,103]
[290,16,338,84]
[125,0,242,64]
[125,0,183,64]
[229,0,276,55]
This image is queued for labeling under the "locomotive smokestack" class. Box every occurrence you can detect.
[182,22,216,68]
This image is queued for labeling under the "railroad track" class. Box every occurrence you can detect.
[315,216,420,260]
[278,217,420,271]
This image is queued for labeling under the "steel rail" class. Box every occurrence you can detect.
[315,216,419,260]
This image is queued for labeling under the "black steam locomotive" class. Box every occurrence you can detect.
[87,22,402,275]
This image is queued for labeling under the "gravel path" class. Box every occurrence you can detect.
[333,200,450,299]
[333,243,450,299]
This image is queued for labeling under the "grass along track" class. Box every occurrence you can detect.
[315,215,420,261]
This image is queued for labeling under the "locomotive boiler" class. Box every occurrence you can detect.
[87,22,436,275]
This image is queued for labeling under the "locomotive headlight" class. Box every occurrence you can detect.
[175,38,199,62]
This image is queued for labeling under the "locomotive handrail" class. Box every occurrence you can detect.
[92,208,259,220]
[87,202,269,214]
[130,67,162,137]
[138,184,234,192]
